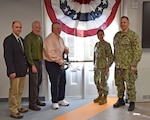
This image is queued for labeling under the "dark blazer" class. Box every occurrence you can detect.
[3,33,28,77]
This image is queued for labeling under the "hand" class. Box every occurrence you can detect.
[131,66,137,72]
[9,73,16,79]
[59,59,66,68]
[32,65,37,73]
[61,61,65,67]
[105,68,109,73]
[64,48,69,54]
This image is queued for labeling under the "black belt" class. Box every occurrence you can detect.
[33,60,42,62]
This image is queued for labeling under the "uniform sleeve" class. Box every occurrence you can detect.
[93,43,97,65]
[131,34,142,67]
[106,43,114,68]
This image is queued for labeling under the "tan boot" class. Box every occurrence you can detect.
[93,95,102,103]
[99,95,107,105]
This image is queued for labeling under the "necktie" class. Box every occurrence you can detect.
[18,38,24,51]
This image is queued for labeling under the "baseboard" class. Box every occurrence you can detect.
[0,96,45,102]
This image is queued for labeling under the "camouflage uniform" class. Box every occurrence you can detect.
[94,40,113,97]
[114,29,142,102]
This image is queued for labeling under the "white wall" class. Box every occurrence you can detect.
[0,0,48,99]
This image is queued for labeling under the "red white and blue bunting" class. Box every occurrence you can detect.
[44,0,121,37]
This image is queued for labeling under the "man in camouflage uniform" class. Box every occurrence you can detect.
[93,30,113,105]
[113,16,142,111]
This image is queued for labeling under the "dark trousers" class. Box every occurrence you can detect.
[29,61,42,106]
[45,61,66,103]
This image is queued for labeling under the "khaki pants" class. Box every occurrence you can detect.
[9,77,26,114]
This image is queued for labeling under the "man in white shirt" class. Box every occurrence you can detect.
[43,22,69,109]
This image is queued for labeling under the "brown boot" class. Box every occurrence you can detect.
[93,95,102,103]
[99,95,107,105]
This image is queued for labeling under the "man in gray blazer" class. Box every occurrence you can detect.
[3,21,28,119]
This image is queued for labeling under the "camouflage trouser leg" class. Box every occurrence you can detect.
[115,68,137,102]
[94,69,109,96]
[127,70,137,102]
[115,68,125,99]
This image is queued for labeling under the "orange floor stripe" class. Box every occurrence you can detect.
[53,97,117,120]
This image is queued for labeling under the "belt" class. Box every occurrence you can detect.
[33,60,42,62]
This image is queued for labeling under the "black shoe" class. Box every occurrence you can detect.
[29,105,41,111]
[36,101,46,106]
[113,98,125,108]
[128,102,135,111]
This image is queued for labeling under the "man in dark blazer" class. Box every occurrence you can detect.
[3,21,28,119]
